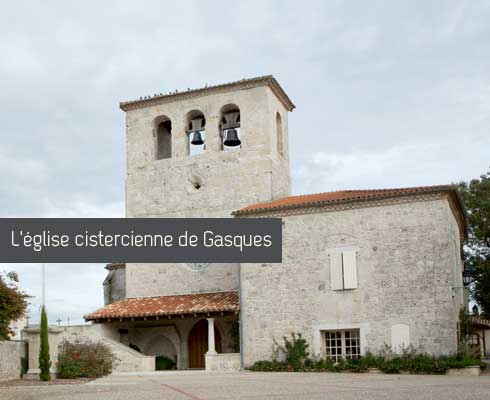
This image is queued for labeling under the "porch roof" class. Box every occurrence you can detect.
[84,291,239,322]
[471,315,490,329]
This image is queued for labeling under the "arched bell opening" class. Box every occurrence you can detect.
[154,115,172,160]
[220,104,241,151]
[186,110,206,156]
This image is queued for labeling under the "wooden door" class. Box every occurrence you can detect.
[188,319,222,369]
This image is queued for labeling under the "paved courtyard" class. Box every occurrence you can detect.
[2,371,490,400]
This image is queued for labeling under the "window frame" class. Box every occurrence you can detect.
[323,329,361,362]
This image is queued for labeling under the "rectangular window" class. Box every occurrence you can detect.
[330,249,358,290]
[324,329,360,362]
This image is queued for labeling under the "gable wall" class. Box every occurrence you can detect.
[240,197,464,366]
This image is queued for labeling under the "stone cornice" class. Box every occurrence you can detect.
[120,75,295,112]
[236,192,467,240]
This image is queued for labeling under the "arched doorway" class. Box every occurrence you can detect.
[188,319,222,369]
[144,335,178,369]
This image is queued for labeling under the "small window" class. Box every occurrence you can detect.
[324,329,360,362]
[330,249,358,290]
[156,120,172,160]
[276,112,284,156]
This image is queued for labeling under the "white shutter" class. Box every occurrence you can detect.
[342,250,358,289]
[330,250,343,290]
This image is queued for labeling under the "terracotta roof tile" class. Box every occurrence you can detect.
[84,291,239,321]
[234,185,456,215]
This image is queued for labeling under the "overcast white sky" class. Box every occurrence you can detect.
[1,1,489,325]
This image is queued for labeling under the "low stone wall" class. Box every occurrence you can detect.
[0,340,25,381]
[102,338,155,372]
[24,324,155,376]
[205,353,240,371]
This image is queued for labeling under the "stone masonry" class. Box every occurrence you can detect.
[86,76,466,371]
[239,195,465,366]
[122,77,293,298]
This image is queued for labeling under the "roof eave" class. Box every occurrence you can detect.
[233,186,452,216]
[119,75,295,112]
[234,186,468,241]
[84,308,239,322]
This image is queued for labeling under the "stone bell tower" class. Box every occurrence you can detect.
[119,76,295,298]
[121,75,295,219]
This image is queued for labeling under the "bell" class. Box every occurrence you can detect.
[191,131,204,146]
[223,129,241,147]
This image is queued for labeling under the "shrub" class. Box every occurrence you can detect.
[304,356,335,371]
[247,335,484,374]
[249,360,288,371]
[155,355,176,370]
[229,322,240,353]
[39,306,51,381]
[20,356,28,378]
[273,333,309,371]
[57,339,114,378]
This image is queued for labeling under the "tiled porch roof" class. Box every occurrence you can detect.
[84,291,239,322]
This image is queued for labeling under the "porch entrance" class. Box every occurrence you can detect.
[188,319,222,368]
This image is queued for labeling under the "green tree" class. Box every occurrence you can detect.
[39,305,51,381]
[458,169,490,316]
[0,271,29,340]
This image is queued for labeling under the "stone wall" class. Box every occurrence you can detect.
[0,341,25,381]
[58,318,237,370]
[240,197,464,366]
[205,353,240,371]
[126,316,237,370]
[28,324,155,373]
[103,267,126,305]
[124,84,292,298]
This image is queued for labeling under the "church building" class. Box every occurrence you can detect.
[84,76,467,371]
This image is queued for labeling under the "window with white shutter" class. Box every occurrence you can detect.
[342,249,358,289]
[329,249,358,290]
[330,250,343,290]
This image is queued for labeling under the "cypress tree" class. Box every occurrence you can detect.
[39,306,51,381]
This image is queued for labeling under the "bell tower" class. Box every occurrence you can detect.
[121,75,295,219]
[120,76,294,298]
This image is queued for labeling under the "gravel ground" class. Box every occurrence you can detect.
[1,371,489,400]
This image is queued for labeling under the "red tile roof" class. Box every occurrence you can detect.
[84,291,239,321]
[234,185,459,215]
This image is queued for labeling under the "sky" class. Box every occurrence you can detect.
[1,1,489,325]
